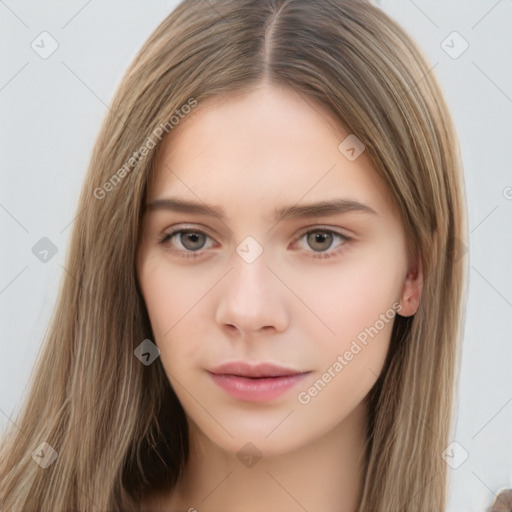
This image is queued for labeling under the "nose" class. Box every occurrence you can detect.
[215,253,289,339]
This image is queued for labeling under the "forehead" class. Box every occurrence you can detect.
[147,84,395,223]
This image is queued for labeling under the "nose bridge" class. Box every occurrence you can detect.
[232,248,270,298]
[226,247,274,312]
[215,243,288,334]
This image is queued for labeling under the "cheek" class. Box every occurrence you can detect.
[294,258,402,423]
[139,253,203,335]
[138,255,217,371]
[290,244,405,347]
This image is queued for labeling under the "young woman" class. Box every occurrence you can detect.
[0,0,468,511]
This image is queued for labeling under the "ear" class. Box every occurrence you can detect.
[397,252,423,317]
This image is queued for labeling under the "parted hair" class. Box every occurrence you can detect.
[0,1,467,510]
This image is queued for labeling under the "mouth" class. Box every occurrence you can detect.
[208,361,311,402]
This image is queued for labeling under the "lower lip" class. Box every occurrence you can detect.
[209,372,309,402]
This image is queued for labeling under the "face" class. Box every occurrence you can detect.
[137,83,421,457]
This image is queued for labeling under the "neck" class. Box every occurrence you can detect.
[164,400,369,512]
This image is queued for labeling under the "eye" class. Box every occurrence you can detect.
[295,228,350,259]
[159,226,351,260]
[159,228,215,258]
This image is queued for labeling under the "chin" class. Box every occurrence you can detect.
[187,409,324,461]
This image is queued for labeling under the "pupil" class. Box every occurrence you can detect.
[183,232,204,250]
[309,232,332,251]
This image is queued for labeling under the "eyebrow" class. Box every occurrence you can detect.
[145,196,377,222]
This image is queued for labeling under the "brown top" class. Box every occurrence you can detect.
[490,489,512,512]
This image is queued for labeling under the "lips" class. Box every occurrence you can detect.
[209,361,305,378]
[208,361,311,402]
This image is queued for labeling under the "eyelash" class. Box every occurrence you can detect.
[158,226,351,260]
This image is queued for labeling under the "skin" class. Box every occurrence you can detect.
[137,82,422,512]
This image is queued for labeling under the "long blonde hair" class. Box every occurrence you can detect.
[0,1,467,510]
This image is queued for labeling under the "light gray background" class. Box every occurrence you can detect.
[1,1,511,510]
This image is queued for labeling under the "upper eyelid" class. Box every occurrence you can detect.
[161,224,351,236]
[295,225,351,238]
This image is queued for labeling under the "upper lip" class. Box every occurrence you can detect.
[209,361,308,378]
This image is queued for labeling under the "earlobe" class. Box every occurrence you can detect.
[398,256,423,318]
